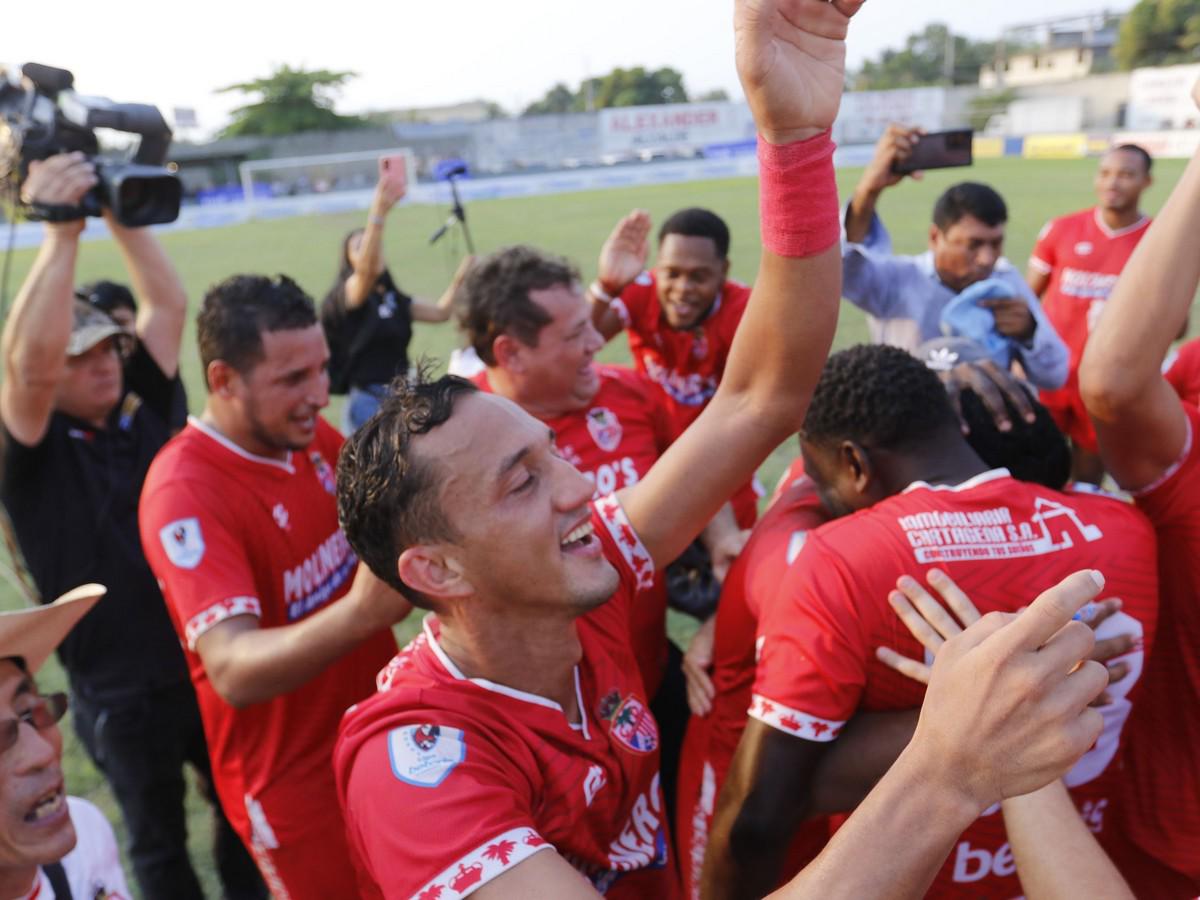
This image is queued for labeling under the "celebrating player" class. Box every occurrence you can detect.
[1078,80,1200,899]
[702,344,1157,899]
[1028,144,1154,483]
[139,275,411,898]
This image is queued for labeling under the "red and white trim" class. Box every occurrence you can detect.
[902,468,1011,495]
[610,298,632,329]
[1027,255,1052,275]
[747,693,844,742]
[1133,413,1193,498]
[187,416,295,473]
[411,826,551,899]
[593,494,655,590]
[1093,207,1149,240]
[185,596,262,649]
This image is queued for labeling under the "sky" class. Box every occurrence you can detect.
[7,0,1137,139]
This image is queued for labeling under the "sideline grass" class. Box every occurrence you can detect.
[0,156,1188,896]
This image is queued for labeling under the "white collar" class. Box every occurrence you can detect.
[1092,207,1149,239]
[188,416,295,473]
[902,468,1012,494]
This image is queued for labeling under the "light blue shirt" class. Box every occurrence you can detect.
[841,209,1069,389]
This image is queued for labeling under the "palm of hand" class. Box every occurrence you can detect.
[600,234,647,286]
[736,0,856,140]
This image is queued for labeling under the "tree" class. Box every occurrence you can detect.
[853,24,998,90]
[1116,0,1200,70]
[522,67,690,117]
[697,88,732,102]
[217,65,370,138]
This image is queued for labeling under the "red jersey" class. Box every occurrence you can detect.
[1030,208,1150,452]
[333,494,680,900]
[1119,402,1200,887]
[473,365,675,695]
[753,470,1158,898]
[1165,338,1200,408]
[676,476,829,900]
[139,417,397,892]
[613,271,758,526]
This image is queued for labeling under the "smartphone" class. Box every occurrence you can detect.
[379,154,409,192]
[891,129,974,175]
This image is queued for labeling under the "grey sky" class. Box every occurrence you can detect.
[8,1,1135,137]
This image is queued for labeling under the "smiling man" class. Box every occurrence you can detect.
[139,274,411,899]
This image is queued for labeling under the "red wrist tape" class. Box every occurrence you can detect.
[757,130,839,258]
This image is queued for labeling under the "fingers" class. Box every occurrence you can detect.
[977,360,1037,425]
[683,658,715,717]
[925,569,983,626]
[956,361,1012,432]
[943,375,968,435]
[1036,620,1098,676]
[1076,596,1121,628]
[1052,659,1110,718]
[887,590,945,655]
[894,574,966,641]
[876,645,932,685]
[1092,633,1135,665]
[997,570,1105,654]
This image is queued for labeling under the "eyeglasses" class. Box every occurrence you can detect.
[0,693,68,754]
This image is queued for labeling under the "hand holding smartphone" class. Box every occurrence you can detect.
[891,129,974,176]
[378,154,409,201]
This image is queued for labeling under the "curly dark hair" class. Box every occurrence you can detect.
[197,274,317,387]
[336,372,478,608]
[802,344,960,449]
[457,245,579,366]
[960,386,1071,490]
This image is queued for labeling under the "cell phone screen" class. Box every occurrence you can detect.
[892,130,974,175]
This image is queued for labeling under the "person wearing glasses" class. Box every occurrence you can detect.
[0,583,131,900]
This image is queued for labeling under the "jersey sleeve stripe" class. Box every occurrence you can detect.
[1028,256,1052,274]
[1132,412,1194,498]
[747,693,845,742]
[410,826,551,899]
[184,596,263,650]
[594,494,656,590]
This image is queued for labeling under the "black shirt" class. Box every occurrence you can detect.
[322,270,414,390]
[0,344,189,697]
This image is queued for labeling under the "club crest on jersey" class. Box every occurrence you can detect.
[159,517,205,570]
[690,328,709,361]
[586,407,623,452]
[388,724,465,787]
[597,690,658,754]
[310,451,337,495]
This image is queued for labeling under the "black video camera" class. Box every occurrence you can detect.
[0,63,181,227]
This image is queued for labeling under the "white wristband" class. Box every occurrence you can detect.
[589,280,615,304]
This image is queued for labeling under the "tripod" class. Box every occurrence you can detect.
[429,172,475,254]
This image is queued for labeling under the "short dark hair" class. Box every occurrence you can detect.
[76,280,136,316]
[197,275,318,387]
[658,208,730,259]
[933,182,1008,231]
[960,387,1071,490]
[457,246,579,367]
[802,344,960,450]
[1111,143,1153,175]
[336,372,478,608]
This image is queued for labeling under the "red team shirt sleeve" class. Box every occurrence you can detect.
[1029,219,1057,275]
[343,722,551,900]
[1134,401,1200,518]
[140,476,262,650]
[749,534,868,742]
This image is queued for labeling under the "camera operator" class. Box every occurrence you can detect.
[0,152,263,900]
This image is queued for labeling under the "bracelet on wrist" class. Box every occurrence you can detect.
[589,280,616,304]
[368,215,386,227]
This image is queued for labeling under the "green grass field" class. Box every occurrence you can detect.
[0,155,1190,896]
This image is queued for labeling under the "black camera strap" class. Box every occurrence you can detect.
[25,201,86,223]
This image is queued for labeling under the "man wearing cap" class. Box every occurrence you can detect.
[0,584,131,899]
[0,154,262,900]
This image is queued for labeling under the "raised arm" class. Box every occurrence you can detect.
[0,154,96,446]
[344,172,407,310]
[589,210,651,340]
[621,0,860,567]
[1079,85,1200,489]
[844,124,923,244]
[104,212,187,378]
[411,254,474,323]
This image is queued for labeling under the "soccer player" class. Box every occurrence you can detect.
[139,276,410,899]
[1027,145,1154,483]
[589,208,759,528]
[703,344,1158,900]
[454,243,746,823]
[1078,79,1200,899]
[841,126,1068,390]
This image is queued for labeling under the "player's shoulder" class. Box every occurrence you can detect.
[595,364,657,403]
[1061,482,1154,529]
[143,425,214,490]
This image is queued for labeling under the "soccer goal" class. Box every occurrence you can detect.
[237,147,418,220]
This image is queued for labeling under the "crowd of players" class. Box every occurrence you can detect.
[1,0,1199,898]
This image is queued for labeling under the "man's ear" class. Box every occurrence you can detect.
[492,334,525,374]
[928,223,941,252]
[720,258,731,280]
[206,360,238,397]
[397,544,474,603]
[840,440,874,495]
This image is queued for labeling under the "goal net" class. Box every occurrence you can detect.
[237,148,418,219]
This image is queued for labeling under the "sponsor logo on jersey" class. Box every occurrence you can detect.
[1060,267,1119,300]
[309,451,337,495]
[1074,241,1094,256]
[598,690,658,754]
[272,503,290,530]
[583,764,607,807]
[282,530,357,620]
[641,357,718,407]
[159,517,205,569]
[387,724,466,787]
[586,407,623,452]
